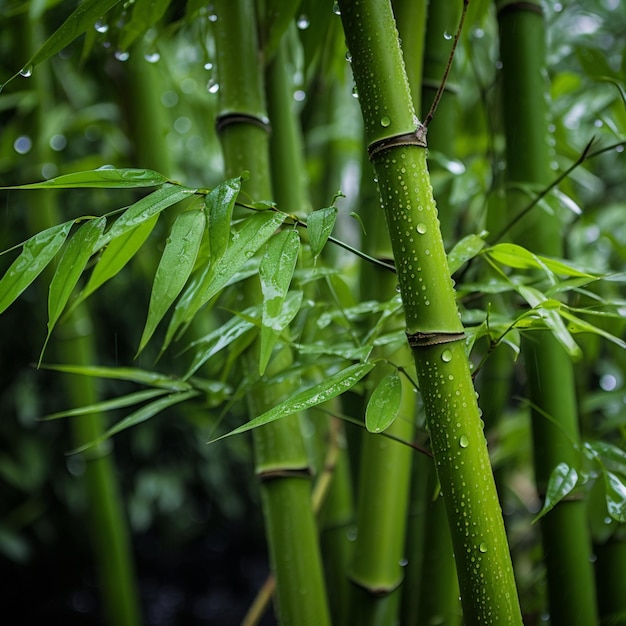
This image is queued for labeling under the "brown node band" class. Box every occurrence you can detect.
[368,125,427,160]
[497,1,543,18]
[257,467,311,482]
[216,112,271,133]
[407,331,466,348]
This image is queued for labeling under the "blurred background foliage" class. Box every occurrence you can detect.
[0,0,624,624]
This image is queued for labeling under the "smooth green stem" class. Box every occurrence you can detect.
[339,2,523,623]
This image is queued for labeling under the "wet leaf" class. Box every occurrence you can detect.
[604,472,626,522]
[42,389,169,420]
[2,168,170,190]
[206,177,242,263]
[79,215,158,305]
[44,217,106,356]
[138,209,206,355]
[210,361,376,442]
[447,233,486,274]
[308,206,337,258]
[41,363,193,391]
[68,390,199,455]
[96,185,194,251]
[259,229,300,374]
[0,221,73,315]
[532,462,578,523]
[365,371,402,433]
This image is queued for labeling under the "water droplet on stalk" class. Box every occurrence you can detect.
[459,435,469,448]
[345,51,352,62]
[144,51,160,63]
[332,2,341,15]
[351,85,359,98]
[95,19,109,33]
[207,79,219,93]
[114,50,130,62]
[416,223,427,234]
[296,14,310,29]
[479,542,488,553]
[441,349,452,363]
[380,116,391,127]
[443,31,453,40]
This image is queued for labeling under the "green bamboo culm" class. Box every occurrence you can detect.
[496,2,598,623]
[213,3,330,624]
[23,9,141,626]
[337,2,523,624]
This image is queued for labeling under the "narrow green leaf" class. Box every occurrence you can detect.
[79,215,158,305]
[43,217,106,356]
[96,185,195,251]
[42,389,169,420]
[365,371,402,433]
[584,441,626,475]
[210,361,376,442]
[118,0,171,50]
[68,390,199,455]
[447,233,487,274]
[259,229,301,374]
[560,309,626,350]
[0,221,73,315]
[41,363,192,391]
[184,312,257,379]
[604,472,626,522]
[163,211,286,349]
[308,206,337,258]
[207,177,242,262]
[11,0,122,81]
[1,168,170,190]
[137,208,206,354]
[532,462,578,524]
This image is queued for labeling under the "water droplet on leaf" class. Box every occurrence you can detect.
[144,51,160,63]
[443,31,453,40]
[296,14,310,29]
[95,19,109,33]
[114,50,130,62]
[332,2,341,15]
[207,79,219,93]
[19,64,33,78]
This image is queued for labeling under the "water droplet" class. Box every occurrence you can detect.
[332,1,341,15]
[441,349,452,363]
[114,50,130,62]
[296,14,310,29]
[144,51,160,63]
[443,31,453,40]
[203,62,213,70]
[293,89,306,101]
[95,19,109,33]
[380,116,391,127]
[207,78,220,94]
[416,223,427,234]
[399,557,408,566]
[19,64,33,78]
[459,435,469,448]
[479,542,488,553]
[345,51,352,62]
[208,12,218,22]
[351,84,359,98]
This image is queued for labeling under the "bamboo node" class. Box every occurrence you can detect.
[256,467,312,482]
[367,125,427,160]
[407,331,466,348]
[216,112,272,133]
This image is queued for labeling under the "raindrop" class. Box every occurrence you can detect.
[13,135,32,154]
[207,78,220,94]
[441,349,452,363]
[114,50,130,62]
[294,89,306,101]
[144,51,160,63]
[443,31,453,40]
[399,557,408,566]
[351,85,359,98]
[459,435,469,448]
[345,51,352,62]
[380,116,391,127]
[416,223,427,234]
[208,12,218,22]
[479,542,488,553]
[296,14,310,29]
[332,2,341,15]
[19,64,33,78]
[94,19,109,33]
[203,62,213,70]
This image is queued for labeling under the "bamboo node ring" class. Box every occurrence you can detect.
[368,124,427,160]
[407,331,466,348]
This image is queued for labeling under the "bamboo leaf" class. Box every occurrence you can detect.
[43,217,106,359]
[365,371,402,433]
[9,0,122,82]
[604,472,626,522]
[96,185,195,251]
[307,206,337,259]
[210,361,376,442]
[447,232,487,274]
[0,221,74,315]
[163,211,286,349]
[41,363,193,391]
[207,176,242,263]
[183,312,257,379]
[137,208,206,355]
[559,309,626,350]
[259,229,300,374]
[68,390,199,455]
[532,462,578,524]
[79,215,158,304]
[584,441,626,476]
[42,389,169,420]
[118,0,172,51]
[1,168,170,190]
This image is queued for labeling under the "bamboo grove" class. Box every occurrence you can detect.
[0,1,625,625]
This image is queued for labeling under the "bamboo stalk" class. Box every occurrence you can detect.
[496,2,598,623]
[213,3,330,624]
[338,2,523,623]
